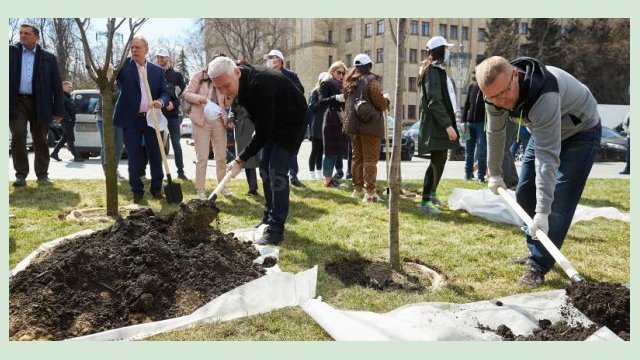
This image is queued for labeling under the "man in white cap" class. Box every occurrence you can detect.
[155,48,187,180]
[263,49,306,187]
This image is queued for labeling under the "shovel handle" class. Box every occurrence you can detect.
[208,172,234,201]
[497,187,584,282]
[141,68,172,177]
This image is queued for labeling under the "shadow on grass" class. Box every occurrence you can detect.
[578,197,629,212]
[9,184,82,211]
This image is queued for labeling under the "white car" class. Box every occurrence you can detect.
[180,118,193,138]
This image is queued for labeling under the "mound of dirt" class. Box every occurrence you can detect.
[325,258,425,291]
[10,200,267,341]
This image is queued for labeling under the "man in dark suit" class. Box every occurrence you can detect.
[113,35,169,203]
[9,23,65,186]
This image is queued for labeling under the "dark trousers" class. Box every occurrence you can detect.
[246,168,258,193]
[10,96,50,179]
[166,115,184,174]
[259,143,294,235]
[308,138,323,171]
[52,120,78,157]
[122,117,164,196]
[422,149,448,201]
[464,121,487,180]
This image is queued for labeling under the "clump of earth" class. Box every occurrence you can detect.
[325,257,426,291]
[10,199,268,341]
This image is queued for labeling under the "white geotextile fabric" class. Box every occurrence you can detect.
[302,290,622,341]
[10,228,318,341]
[447,188,630,227]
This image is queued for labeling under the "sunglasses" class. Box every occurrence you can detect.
[335,70,345,76]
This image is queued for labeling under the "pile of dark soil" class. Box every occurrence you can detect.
[10,200,267,341]
[565,280,630,340]
[325,257,424,291]
[480,281,630,341]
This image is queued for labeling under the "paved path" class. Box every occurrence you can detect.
[9,139,630,182]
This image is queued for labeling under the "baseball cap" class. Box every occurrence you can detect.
[263,49,284,62]
[353,53,372,66]
[318,72,329,81]
[156,48,170,57]
[426,36,453,50]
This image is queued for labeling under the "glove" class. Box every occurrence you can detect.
[226,159,243,178]
[529,213,549,239]
[488,175,506,195]
[334,94,345,102]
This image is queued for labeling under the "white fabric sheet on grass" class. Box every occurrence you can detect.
[302,289,622,341]
[10,229,318,341]
[447,188,629,227]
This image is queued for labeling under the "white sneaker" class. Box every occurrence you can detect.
[221,187,233,197]
[363,193,383,203]
[315,170,323,180]
[310,171,318,180]
[352,189,365,199]
[197,190,207,200]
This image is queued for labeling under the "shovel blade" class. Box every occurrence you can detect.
[164,181,183,204]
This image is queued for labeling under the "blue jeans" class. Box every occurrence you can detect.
[259,143,294,235]
[464,122,487,180]
[516,123,601,273]
[97,120,124,170]
[166,115,184,174]
[322,155,341,178]
[289,156,299,180]
[510,125,531,157]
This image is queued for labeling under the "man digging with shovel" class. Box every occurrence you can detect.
[477,56,601,286]
[208,56,308,246]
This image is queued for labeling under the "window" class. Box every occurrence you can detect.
[520,22,528,35]
[328,55,333,68]
[462,26,469,41]
[346,54,352,67]
[377,19,384,35]
[346,28,352,42]
[408,105,417,119]
[408,77,417,92]
[421,49,428,60]
[365,23,372,38]
[328,30,333,43]
[478,28,487,42]
[409,49,418,63]
[439,24,447,37]
[450,25,458,40]
[410,20,418,35]
[421,21,430,36]
[376,48,384,63]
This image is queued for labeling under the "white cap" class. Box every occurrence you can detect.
[353,53,372,66]
[318,72,329,81]
[426,36,453,50]
[263,49,284,62]
[156,48,170,57]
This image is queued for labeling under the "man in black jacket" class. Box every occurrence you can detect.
[9,23,64,186]
[208,56,308,245]
[461,80,486,182]
[50,81,83,162]
[155,49,187,179]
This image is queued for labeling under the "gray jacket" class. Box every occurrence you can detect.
[486,57,599,214]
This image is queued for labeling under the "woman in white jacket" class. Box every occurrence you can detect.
[183,58,232,199]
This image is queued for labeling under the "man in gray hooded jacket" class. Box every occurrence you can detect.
[476,56,601,286]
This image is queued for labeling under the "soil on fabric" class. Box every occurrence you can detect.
[479,280,630,341]
[325,257,426,291]
[10,199,268,341]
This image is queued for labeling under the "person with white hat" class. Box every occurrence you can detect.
[416,36,459,214]
[263,49,306,187]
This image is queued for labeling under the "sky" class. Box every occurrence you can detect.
[91,18,197,44]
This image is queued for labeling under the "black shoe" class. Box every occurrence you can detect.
[133,193,144,204]
[72,157,85,162]
[13,177,26,187]
[177,173,188,180]
[333,172,344,180]
[37,176,53,185]
[247,190,258,196]
[50,153,61,162]
[151,192,163,200]
[345,174,352,180]
[619,169,630,175]
[290,178,304,187]
[255,231,284,246]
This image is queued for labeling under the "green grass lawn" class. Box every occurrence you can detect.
[9,178,630,340]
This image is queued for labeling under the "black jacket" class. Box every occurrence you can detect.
[462,82,485,123]
[281,68,304,94]
[236,64,308,161]
[63,92,76,123]
[9,43,64,125]
[161,66,186,118]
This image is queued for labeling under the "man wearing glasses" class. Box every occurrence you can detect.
[476,56,601,286]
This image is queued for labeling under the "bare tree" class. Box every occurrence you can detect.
[49,18,77,81]
[9,18,21,44]
[75,18,148,216]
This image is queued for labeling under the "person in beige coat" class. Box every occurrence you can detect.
[183,60,232,200]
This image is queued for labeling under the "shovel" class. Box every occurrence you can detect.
[497,187,584,282]
[208,171,234,202]
[141,69,183,204]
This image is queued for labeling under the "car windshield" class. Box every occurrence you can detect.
[602,127,621,138]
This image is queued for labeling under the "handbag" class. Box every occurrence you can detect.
[353,78,381,124]
[180,70,206,114]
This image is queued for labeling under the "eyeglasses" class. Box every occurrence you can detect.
[484,70,516,104]
[335,70,345,76]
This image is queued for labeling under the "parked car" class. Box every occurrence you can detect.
[598,126,628,162]
[406,120,465,160]
[379,116,415,161]
[72,89,102,158]
[47,119,64,147]
[180,118,193,138]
